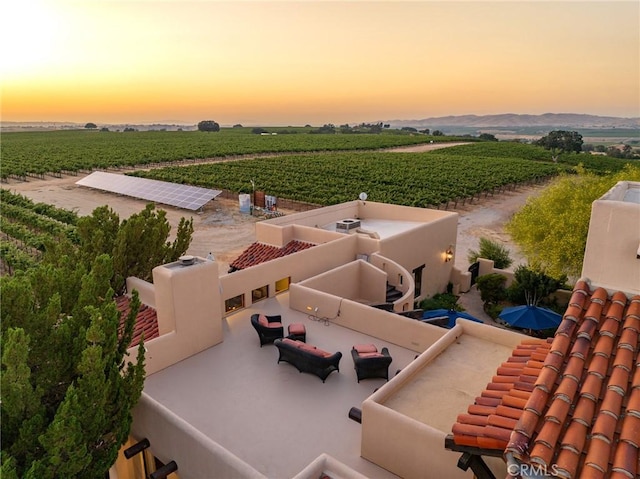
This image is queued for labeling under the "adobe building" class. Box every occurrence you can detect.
[111,182,639,479]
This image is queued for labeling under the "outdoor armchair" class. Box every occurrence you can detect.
[251,313,284,346]
[351,344,392,382]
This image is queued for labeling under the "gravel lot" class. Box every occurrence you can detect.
[4,172,545,275]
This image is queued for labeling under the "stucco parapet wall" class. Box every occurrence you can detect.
[131,393,267,479]
[260,200,457,227]
[297,258,388,305]
[598,180,640,202]
[289,283,447,352]
[255,222,344,248]
[360,320,527,478]
[477,258,515,287]
[368,253,416,311]
[126,276,156,309]
[260,200,360,227]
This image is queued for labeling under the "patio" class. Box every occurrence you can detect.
[141,292,420,478]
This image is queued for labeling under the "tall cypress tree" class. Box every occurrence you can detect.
[1,201,192,476]
[1,257,145,477]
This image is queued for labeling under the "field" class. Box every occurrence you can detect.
[0,129,465,180]
[0,133,632,275]
[131,147,566,207]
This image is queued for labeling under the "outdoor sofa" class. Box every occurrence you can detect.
[274,338,342,382]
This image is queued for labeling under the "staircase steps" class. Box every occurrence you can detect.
[386,283,403,302]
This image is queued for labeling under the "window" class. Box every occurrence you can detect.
[225,294,245,313]
[252,285,269,303]
[413,264,425,298]
[275,277,290,293]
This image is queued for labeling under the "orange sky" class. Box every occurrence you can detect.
[1,1,638,126]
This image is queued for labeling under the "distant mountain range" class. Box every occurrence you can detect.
[387,113,640,130]
[3,113,640,132]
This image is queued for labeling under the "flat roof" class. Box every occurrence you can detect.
[142,293,419,478]
[600,180,640,204]
[383,334,515,433]
[321,219,424,240]
[623,185,640,204]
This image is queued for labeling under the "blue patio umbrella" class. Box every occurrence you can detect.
[498,305,562,331]
[421,309,483,329]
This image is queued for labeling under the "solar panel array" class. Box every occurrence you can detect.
[76,171,221,211]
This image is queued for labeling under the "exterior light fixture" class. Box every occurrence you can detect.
[306,306,319,321]
[445,246,454,263]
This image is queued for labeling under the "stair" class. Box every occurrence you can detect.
[386,282,403,302]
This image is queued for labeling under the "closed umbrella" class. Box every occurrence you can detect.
[498,305,562,331]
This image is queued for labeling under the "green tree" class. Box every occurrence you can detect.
[66,204,193,294]
[84,123,97,129]
[1,256,145,478]
[479,133,498,142]
[475,273,507,305]
[76,205,121,266]
[534,130,583,156]
[507,265,567,306]
[197,120,220,132]
[467,237,513,269]
[112,204,194,292]
[506,164,640,278]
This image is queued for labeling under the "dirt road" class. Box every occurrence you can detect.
[4,170,544,275]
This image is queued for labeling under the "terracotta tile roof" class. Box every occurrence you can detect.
[451,337,552,451]
[115,295,159,347]
[448,280,640,479]
[229,240,315,271]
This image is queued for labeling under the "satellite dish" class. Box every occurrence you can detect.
[359,192,368,201]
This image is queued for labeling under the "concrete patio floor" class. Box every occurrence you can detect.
[142,292,420,478]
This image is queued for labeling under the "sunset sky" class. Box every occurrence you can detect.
[1,1,638,126]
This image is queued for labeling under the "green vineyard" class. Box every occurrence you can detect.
[131,145,570,206]
[2,135,630,275]
[0,129,456,180]
[0,189,79,274]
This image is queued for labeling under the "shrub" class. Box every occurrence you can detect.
[419,292,463,312]
[485,303,504,320]
[467,237,513,269]
[475,273,507,305]
[507,265,568,306]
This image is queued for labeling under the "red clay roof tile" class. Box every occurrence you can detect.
[584,436,611,474]
[530,440,555,467]
[525,386,550,416]
[116,295,159,347]
[555,446,582,478]
[611,440,638,477]
[535,419,563,450]
[619,414,640,447]
[591,288,609,304]
[457,414,489,427]
[448,284,640,479]
[561,420,589,452]
[229,240,314,270]
[580,374,604,403]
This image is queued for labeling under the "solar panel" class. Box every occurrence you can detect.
[76,171,222,211]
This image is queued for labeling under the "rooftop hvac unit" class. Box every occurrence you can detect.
[336,218,361,233]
